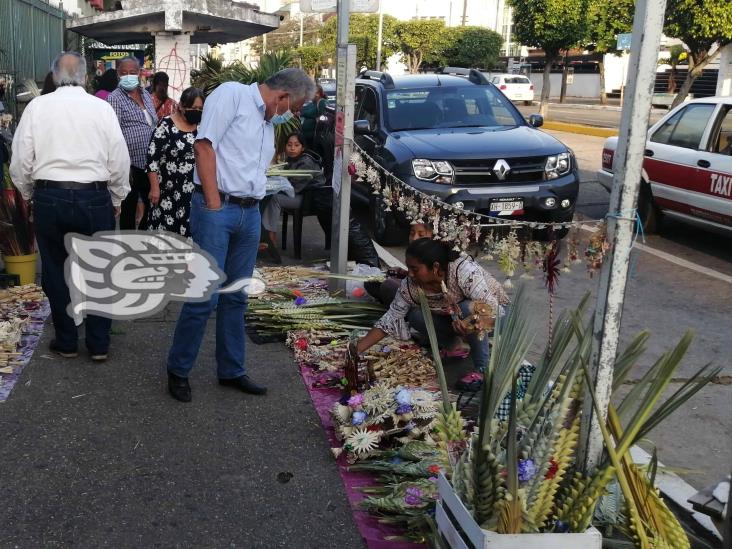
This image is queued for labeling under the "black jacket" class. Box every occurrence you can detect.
[285,151,326,194]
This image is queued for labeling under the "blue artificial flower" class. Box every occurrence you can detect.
[294,296,307,306]
[395,388,413,406]
[381,345,391,353]
[396,404,413,415]
[352,411,367,425]
[518,458,537,482]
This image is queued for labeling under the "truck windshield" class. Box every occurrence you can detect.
[385,86,523,131]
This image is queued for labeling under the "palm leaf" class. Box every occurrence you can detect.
[416,288,451,413]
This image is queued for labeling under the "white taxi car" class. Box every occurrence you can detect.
[490,74,535,105]
[598,96,732,233]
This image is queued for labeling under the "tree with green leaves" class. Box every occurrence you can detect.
[295,45,326,76]
[585,0,633,104]
[251,15,323,55]
[319,13,399,70]
[440,26,503,69]
[664,0,732,108]
[508,0,589,116]
[658,44,687,94]
[394,19,449,73]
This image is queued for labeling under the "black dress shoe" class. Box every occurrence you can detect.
[218,375,267,395]
[168,373,192,402]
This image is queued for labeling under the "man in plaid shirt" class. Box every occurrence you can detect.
[107,57,157,230]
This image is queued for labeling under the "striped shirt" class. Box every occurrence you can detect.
[108,87,158,169]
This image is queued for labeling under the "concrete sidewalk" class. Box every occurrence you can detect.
[0,301,364,547]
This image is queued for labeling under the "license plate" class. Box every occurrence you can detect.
[489,200,523,213]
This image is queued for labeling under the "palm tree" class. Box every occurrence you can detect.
[191,50,301,155]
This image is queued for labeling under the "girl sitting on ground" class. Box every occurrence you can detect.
[353,238,504,388]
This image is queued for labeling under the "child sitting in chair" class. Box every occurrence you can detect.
[260,132,326,262]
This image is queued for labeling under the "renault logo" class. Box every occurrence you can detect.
[493,159,511,180]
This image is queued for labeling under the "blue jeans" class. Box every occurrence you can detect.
[406,300,490,372]
[33,188,116,354]
[167,192,260,379]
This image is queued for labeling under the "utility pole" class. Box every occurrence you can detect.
[462,0,468,25]
[329,0,356,293]
[579,0,669,472]
[375,0,384,71]
[299,12,304,47]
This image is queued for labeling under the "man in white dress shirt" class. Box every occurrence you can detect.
[10,52,130,361]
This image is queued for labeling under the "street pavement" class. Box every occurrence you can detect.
[516,100,665,129]
[0,305,364,547]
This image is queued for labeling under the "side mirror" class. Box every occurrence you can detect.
[528,114,544,128]
[354,119,375,135]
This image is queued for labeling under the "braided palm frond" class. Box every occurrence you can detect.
[528,414,581,529]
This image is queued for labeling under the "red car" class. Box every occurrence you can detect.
[598,97,732,233]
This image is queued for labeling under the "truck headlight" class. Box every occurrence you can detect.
[412,159,454,183]
[545,152,571,179]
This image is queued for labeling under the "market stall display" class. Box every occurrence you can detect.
[249,267,716,549]
[0,283,49,402]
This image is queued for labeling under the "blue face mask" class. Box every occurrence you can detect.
[119,74,139,91]
[271,97,293,126]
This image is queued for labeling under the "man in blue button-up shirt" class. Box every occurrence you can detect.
[166,68,316,403]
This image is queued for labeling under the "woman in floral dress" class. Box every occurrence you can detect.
[146,87,204,238]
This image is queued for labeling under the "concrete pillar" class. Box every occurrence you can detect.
[153,31,191,102]
[717,42,732,97]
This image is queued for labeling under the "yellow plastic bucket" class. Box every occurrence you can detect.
[3,253,38,285]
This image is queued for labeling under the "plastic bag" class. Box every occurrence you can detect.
[265,176,295,197]
[346,264,384,299]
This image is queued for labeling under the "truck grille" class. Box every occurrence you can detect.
[451,157,546,184]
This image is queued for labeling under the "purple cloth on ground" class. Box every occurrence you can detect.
[0,300,51,402]
[299,364,426,549]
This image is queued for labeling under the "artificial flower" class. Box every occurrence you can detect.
[345,427,381,456]
[396,404,413,415]
[292,289,304,298]
[332,404,352,425]
[294,296,307,306]
[347,393,364,407]
[545,458,559,480]
[395,388,413,406]
[294,337,308,351]
[518,458,537,482]
[352,411,367,425]
[404,487,423,506]
[427,464,441,475]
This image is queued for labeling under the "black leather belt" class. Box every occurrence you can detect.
[35,180,108,190]
[194,186,259,208]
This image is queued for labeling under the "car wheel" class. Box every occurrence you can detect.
[371,197,407,246]
[637,181,661,233]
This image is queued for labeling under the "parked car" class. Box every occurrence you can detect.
[489,74,535,105]
[598,96,732,234]
[317,78,336,107]
[350,70,579,245]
